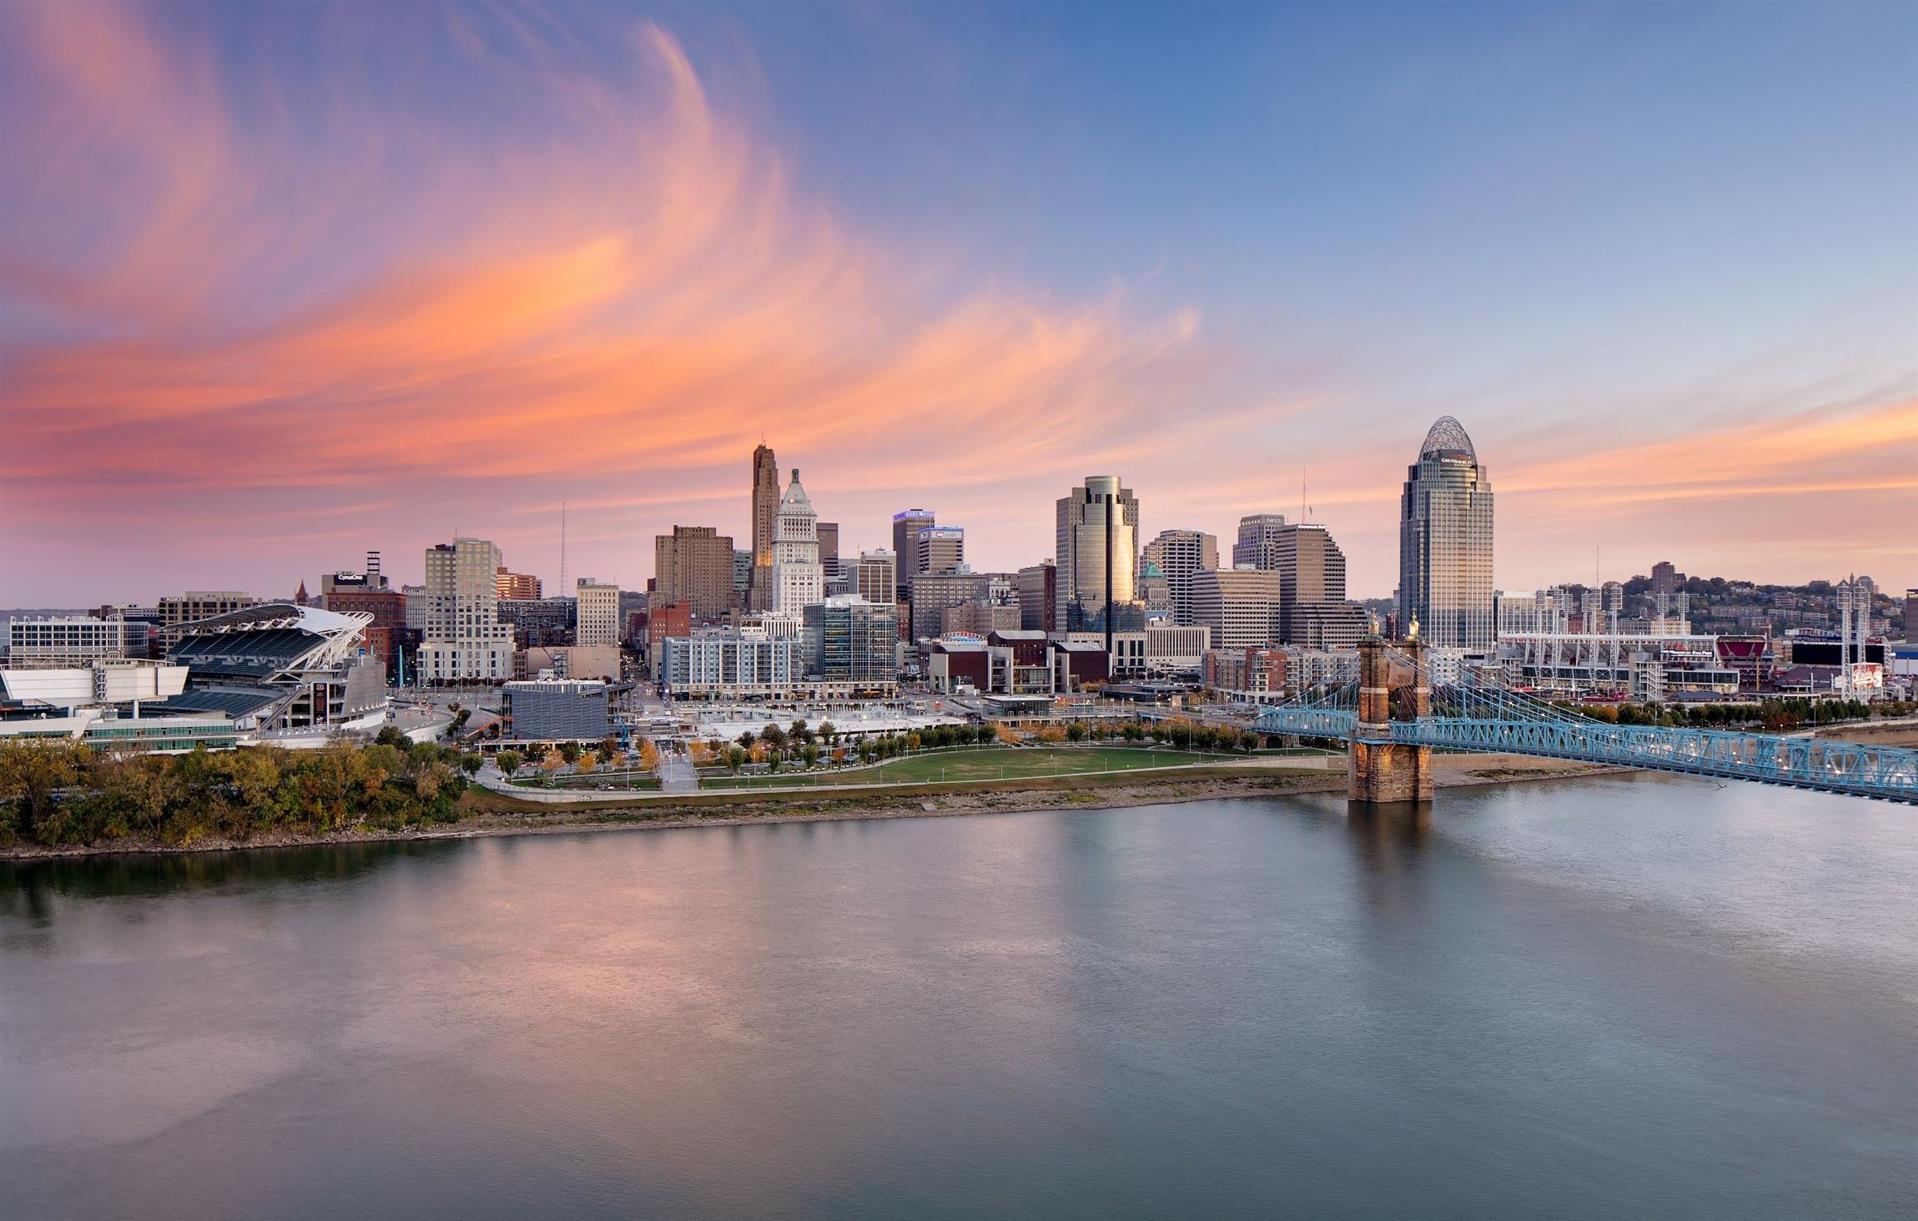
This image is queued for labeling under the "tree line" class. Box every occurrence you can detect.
[0,726,482,850]
[1555,698,1914,730]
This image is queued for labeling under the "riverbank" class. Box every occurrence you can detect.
[0,754,1619,860]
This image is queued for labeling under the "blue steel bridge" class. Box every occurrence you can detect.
[1254,644,1918,806]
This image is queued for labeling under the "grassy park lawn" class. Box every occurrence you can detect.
[509,769,661,790]
[698,746,1237,789]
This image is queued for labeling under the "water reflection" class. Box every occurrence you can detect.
[0,838,460,924]
[2,790,1914,1220]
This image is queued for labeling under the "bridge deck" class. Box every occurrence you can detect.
[1254,707,1918,805]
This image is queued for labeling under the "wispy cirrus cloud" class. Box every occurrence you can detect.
[2,3,1911,603]
[0,3,1221,599]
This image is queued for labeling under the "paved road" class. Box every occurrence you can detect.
[656,746,700,794]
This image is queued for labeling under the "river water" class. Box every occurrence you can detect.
[3,772,1914,1219]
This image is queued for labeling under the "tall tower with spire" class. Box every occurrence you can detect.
[749,443,779,611]
[1398,416,1494,652]
[771,469,825,617]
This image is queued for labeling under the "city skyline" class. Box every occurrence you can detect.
[3,2,1915,604]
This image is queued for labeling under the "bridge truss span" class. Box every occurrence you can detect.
[1396,717,1918,803]
[1253,639,1918,805]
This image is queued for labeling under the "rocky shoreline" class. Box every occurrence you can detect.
[1,755,1619,861]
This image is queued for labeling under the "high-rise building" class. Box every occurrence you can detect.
[1138,562,1173,619]
[909,571,990,640]
[892,509,936,596]
[574,578,622,648]
[1017,561,1057,632]
[942,600,1023,636]
[1056,476,1142,644]
[816,521,841,591]
[803,596,899,690]
[855,549,898,606]
[1232,514,1289,570]
[1289,601,1368,651]
[749,443,779,611]
[1142,529,1218,626]
[732,549,752,605]
[1399,416,1495,652]
[771,469,825,617]
[916,526,965,577]
[1281,524,1350,644]
[495,567,542,600]
[654,526,737,621]
[1651,560,1686,621]
[1191,568,1283,650]
[1906,588,1918,644]
[417,537,514,682]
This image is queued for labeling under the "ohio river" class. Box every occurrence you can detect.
[3,773,1914,1219]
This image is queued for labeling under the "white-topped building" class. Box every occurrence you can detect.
[771,469,825,617]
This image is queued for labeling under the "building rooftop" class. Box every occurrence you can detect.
[1420,415,1477,462]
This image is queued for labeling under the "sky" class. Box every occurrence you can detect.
[2,0,1914,605]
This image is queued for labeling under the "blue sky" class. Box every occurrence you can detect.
[2,0,1914,601]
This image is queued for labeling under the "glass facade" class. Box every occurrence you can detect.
[1399,416,1495,652]
[803,598,898,685]
[1056,476,1141,632]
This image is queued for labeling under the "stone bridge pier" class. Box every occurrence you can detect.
[1348,636,1434,805]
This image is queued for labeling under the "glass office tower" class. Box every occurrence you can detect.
[1398,416,1495,652]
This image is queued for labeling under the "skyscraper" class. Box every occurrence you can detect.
[1651,559,1686,621]
[892,509,936,596]
[1142,529,1218,626]
[749,443,779,611]
[771,469,825,616]
[1017,561,1057,632]
[1231,513,1288,570]
[816,521,841,591]
[1257,521,1349,645]
[855,550,898,606]
[1191,567,1283,649]
[1398,416,1495,651]
[417,537,514,682]
[916,525,965,577]
[654,526,736,620]
[1056,476,1142,648]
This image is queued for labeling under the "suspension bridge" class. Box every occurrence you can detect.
[1253,637,1918,805]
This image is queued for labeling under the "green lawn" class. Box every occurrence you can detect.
[509,769,661,791]
[698,746,1237,789]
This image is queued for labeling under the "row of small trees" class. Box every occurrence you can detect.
[719,720,1003,773]
[1018,716,1262,753]
[1556,698,1915,730]
[0,734,482,849]
[495,736,659,780]
[702,716,1261,775]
